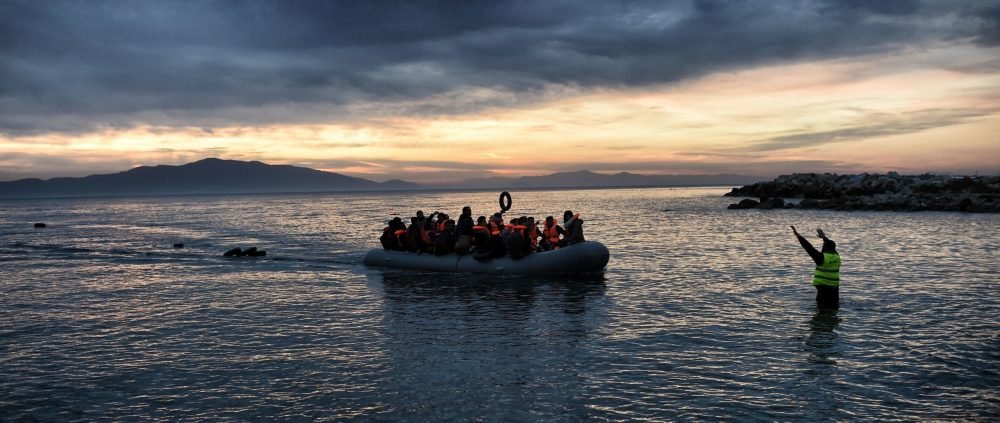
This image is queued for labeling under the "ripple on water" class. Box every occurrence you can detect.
[1,189,998,420]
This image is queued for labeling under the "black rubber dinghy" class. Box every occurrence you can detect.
[364,241,609,275]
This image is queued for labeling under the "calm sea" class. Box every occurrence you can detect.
[1,187,997,421]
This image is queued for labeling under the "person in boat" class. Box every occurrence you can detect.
[379,217,406,250]
[524,216,541,252]
[540,215,565,251]
[433,220,457,256]
[407,216,425,253]
[488,213,504,237]
[471,216,492,253]
[474,215,508,261]
[501,219,529,260]
[421,212,439,251]
[455,206,474,255]
[792,226,841,308]
[395,224,412,251]
[436,213,450,232]
[560,210,585,247]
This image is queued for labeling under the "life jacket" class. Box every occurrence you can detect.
[526,224,539,247]
[437,220,447,232]
[513,225,527,239]
[488,220,502,236]
[543,223,560,244]
[394,229,409,249]
[472,225,491,238]
[813,253,841,287]
[422,227,435,245]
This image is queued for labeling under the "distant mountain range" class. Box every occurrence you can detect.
[0,158,766,198]
[450,170,763,189]
[0,158,418,198]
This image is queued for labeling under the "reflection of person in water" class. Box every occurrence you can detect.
[805,308,841,365]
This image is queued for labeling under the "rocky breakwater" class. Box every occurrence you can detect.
[726,172,1000,212]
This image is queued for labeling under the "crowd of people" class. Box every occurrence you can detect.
[379,206,585,260]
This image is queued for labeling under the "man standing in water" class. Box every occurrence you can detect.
[791,226,841,308]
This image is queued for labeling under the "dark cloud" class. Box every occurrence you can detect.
[1,0,996,134]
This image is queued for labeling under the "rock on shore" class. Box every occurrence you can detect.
[725,172,1000,212]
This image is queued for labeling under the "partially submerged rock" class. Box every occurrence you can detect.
[223,247,267,257]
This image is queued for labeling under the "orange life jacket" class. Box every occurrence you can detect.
[394,229,408,243]
[526,224,539,247]
[487,221,500,236]
[544,223,560,244]
[437,221,447,232]
[473,225,490,237]
[422,227,435,244]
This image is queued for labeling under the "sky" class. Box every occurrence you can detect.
[1,0,998,183]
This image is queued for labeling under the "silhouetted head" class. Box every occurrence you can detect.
[462,206,471,216]
[564,210,573,221]
[822,239,837,253]
[545,216,554,225]
[411,217,419,224]
[477,216,487,225]
[416,210,424,219]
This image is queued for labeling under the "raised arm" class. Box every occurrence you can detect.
[791,225,824,265]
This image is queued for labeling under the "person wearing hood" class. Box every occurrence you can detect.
[560,210,585,247]
[791,226,841,308]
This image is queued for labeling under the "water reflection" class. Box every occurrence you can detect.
[367,271,608,420]
[806,307,842,365]
[375,271,607,313]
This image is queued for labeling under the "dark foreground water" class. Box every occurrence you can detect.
[1,188,998,421]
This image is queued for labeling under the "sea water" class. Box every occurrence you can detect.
[1,187,997,420]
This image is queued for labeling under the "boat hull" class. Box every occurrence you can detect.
[363,241,609,275]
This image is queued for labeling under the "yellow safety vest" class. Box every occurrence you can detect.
[813,253,841,287]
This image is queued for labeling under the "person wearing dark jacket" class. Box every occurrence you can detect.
[500,222,528,260]
[379,217,405,250]
[560,210,585,247]
[792,226,841,308]
[433,220,457,256]
[407,217,425,253]
[455,206,474,255]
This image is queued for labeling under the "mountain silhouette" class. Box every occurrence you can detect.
[451,170,763,189]
[0,158,419,198]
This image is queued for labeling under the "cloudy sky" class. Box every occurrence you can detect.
[1,0,998,183]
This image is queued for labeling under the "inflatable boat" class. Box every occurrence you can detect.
[363,241,609,275]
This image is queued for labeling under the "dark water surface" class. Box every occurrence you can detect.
[1,188,998,421]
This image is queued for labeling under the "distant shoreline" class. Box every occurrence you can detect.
[0,184,737,201]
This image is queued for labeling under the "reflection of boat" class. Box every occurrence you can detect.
[363,241,610,275]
